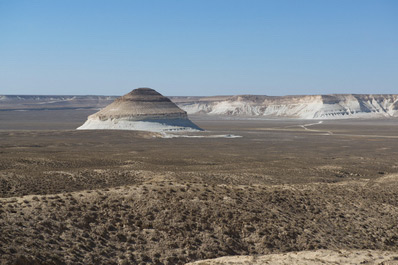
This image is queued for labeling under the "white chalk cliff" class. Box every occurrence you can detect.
[172,94,398,119]
[77,88,202,132]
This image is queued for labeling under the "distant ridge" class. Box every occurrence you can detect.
[1,93,397,119]
[76,88,202,132]
[0,95,116,111]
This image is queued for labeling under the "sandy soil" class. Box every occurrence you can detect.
[1,110,398,264]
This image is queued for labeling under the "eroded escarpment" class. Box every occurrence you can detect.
[173,94,398,119]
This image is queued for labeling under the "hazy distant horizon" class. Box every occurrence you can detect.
[2,90,398,98]
[1,0,397,96]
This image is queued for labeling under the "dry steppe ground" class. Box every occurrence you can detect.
[1,110,398,264]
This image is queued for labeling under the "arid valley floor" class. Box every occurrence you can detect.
[1,110,398,264]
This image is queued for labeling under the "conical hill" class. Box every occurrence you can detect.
[77,88,202,132]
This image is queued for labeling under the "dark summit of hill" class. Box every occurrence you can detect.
[117,88,173,103]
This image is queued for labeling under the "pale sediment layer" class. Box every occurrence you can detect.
[186,249,398,265]
[77,117,202,132]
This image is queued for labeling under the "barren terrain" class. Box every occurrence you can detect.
[1,109,398,264]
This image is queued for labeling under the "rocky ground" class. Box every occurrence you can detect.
[1,111,398,264]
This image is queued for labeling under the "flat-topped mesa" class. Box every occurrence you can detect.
[77,88,202,132]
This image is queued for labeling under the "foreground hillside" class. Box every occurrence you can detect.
[2,178,398,264]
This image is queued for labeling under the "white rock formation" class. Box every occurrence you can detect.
[172,94,398,119]
[77,88,202,132]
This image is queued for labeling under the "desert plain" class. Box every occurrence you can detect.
[1,109,398,264]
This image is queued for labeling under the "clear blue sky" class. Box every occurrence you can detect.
[0,0,397,96]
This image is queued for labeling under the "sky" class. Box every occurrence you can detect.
[0,0,397,96]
